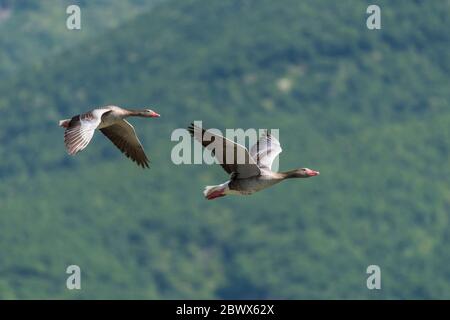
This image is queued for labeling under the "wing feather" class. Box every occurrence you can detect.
[249,130,282,170]
[188,123,260,179]
[63,109,110,155]
[100,120,150,168]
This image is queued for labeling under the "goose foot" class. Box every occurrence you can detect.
[206,190,226,200]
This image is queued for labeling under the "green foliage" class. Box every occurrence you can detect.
[0,0,449,299]
[0,0,162,78]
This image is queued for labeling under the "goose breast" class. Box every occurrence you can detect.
[229,175,282,194]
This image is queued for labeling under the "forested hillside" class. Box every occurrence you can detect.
[0,0,162,78]
[0,0,449,299]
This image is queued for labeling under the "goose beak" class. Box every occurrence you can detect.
[306,169,320,176]
[150,111,160,118]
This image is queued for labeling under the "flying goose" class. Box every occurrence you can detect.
[59,105,160,168]
[188,123,319,200]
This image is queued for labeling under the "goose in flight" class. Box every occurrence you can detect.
[59,105,160,168]
[188,123,320,200]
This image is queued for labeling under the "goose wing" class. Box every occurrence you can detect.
[64,108,111,155]
[249,130,282,170]
[100,119,150,168]
[188,123,261,179]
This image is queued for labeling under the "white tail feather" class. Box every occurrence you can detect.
[59,119,70,128]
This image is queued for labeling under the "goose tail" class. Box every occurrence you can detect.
[59,119,71,128]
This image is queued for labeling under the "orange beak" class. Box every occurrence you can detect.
[150,111,160,118]
[306,169,320,176]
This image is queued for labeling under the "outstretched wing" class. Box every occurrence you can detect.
[64,108,111,155]
[188,123,260,179]
[249,130,282,170]
[100,119,150,168]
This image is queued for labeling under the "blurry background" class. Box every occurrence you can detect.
[0,0,449,299]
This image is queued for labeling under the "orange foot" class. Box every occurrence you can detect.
[206,190,226,200]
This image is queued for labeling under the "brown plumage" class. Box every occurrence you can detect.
[188,123,320,200]
[188,123,259,179]
[59,105,159,168]
[100,122,149,168]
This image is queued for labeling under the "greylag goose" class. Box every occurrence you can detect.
[59,105,160,168]
[188,123,320,200]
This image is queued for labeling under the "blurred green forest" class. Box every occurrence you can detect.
[0,0,162,78]
[0,0,449,299]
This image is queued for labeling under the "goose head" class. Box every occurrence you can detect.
[300,168,320,177]
[142,109,160,118]
[284,167,320,178]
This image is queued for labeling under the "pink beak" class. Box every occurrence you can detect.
[150,111,160,118]
[306,169,320,176]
